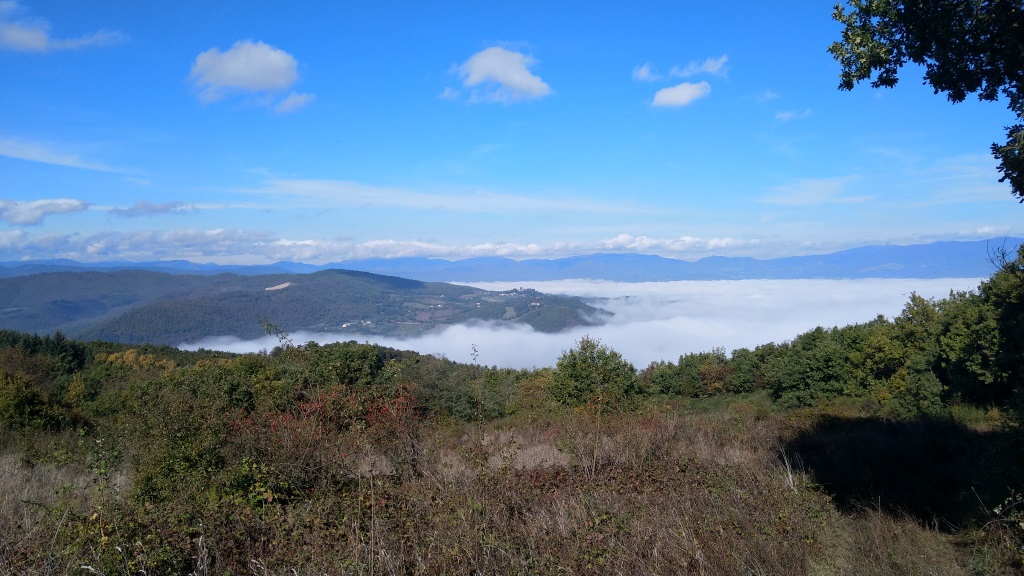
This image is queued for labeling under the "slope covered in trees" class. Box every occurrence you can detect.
[0,269,604,344]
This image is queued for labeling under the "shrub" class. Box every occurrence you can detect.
[0,371,77,431]
[551,337,637,411]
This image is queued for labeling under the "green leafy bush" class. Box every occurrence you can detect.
[551,337,637,410]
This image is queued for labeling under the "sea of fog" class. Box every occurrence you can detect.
[181,278,984,370]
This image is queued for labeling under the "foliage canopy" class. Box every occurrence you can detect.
[552,336,638,409]
[829,0,1024,200]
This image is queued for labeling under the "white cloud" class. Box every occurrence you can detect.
[632,63,660,82]
[652,81,711,107]
[775,108,812,122]
[1,226,765,264]
[190,40,309,107]
[757,90,780,102]
[263,234,763,262]
[0,136,119,172]
[275,238,552,261]
[971,225,1012,237]
[184,278,983,370]
[274,91,315,113]
[0,2,125,52]
[457,46,551,103]
[5,223,1019,267]
[761,176,871,206]
[597,233,758,253]
[93,229,276,260]
[0,198,88,225]
[670,55,728,78]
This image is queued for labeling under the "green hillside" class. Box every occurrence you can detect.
[0,269,604,345]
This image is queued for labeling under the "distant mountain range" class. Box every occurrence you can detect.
[1,238,1020,282]
[0,269,604,345]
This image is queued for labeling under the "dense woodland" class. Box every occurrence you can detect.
[2,248,1024,574]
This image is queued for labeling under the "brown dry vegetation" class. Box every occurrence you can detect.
[2,399,1014,575]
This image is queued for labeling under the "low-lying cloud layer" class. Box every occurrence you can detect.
[1,227,766,262]
[183,278,982,369]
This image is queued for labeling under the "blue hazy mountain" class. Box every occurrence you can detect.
[2,238,1019,282]
[321,238,1024,281]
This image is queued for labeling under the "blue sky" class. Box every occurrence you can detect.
[1,0,1020,265]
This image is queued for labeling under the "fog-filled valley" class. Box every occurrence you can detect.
[185,277,983,369]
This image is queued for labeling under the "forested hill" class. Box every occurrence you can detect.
[0,268,604,345]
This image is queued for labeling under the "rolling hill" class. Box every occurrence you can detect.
[0,268,605,345]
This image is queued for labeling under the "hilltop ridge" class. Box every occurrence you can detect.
[0,268,604,345]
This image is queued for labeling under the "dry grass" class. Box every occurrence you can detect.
[809,508,970,576]
[204,407,982,575]
[1,406,1007,575]
[0,452,130,575]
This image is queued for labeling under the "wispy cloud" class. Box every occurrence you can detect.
[632,63,660,82]
[0,228,25,247]
[242,179,643,214]
[652,81,710,107]
[756,90,780,103]
[274,91,315,113]
[670,54,728,78]
[190,40,313,110]
[12,228,279,261]
[909,154,1011,205]
[0,198,88,225]
[0,136,120,172]
[109,200,195,218]
[860,150,1007,205]
[761,176,870,206]
[775,108,812,122]
[454,46,551,103]
[437,87,460,100]
[0,1,126,52]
